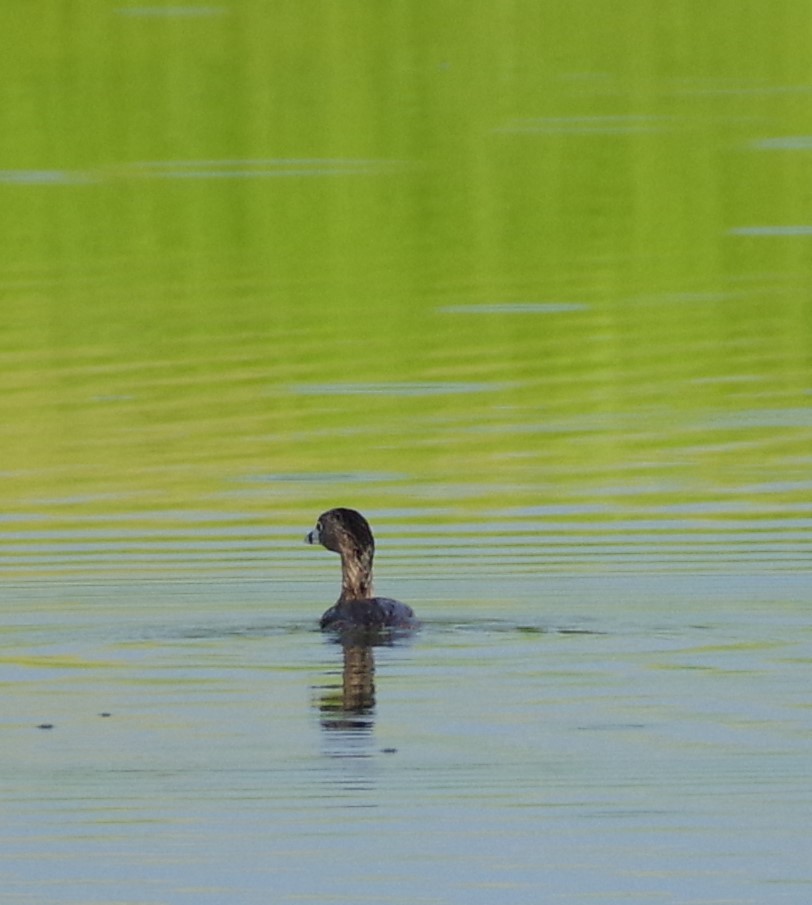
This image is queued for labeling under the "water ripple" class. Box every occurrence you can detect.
[293,381,506,396]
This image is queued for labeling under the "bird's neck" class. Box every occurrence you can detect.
[339,548,374,601]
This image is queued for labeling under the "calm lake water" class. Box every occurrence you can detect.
[1,2,811,903]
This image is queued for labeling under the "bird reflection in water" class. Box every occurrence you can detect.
[317,628,408,734]
[319,640,375,722]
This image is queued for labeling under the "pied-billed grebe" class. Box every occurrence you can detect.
[305,507,418,631]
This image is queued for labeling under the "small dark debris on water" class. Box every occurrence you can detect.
[99,712,112,718]
[36,723,54,730]
[381,747,398,754]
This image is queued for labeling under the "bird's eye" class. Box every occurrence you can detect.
[316,521,323,533]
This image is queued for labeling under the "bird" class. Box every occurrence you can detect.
[305,507,418,632]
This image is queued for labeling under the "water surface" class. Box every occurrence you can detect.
[1,1,811,902]
[2,569,810,904]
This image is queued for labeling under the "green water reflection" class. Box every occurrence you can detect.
[0,2,810,561]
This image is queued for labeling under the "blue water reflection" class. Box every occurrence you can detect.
[2,574,810,903]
